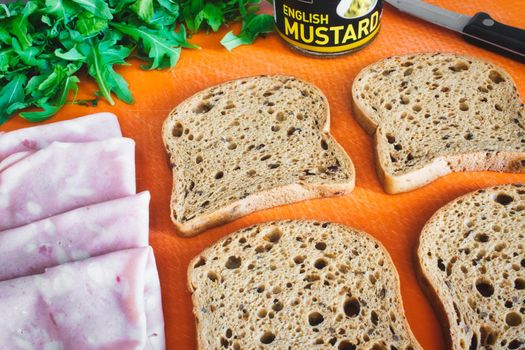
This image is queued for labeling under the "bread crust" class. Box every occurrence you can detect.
[351,52,525,194]
[163,75,355,236]
[187,220,422,350]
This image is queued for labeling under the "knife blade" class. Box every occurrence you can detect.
[385,0,525,62]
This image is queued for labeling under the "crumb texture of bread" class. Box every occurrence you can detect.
[352,53,525,193]
[418,184,525,350]
[163,76,354,235]
[188,220,422,350]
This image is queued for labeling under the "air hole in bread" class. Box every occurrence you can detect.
[508,340,523,349]
[315,242,327,251]
[214,171,224,180]
[225,256,241,269]
[287,127,300,136]
[469,334,478,350]
[514,278,525,290]
[220,336,228,347]
[385,103,393,111]
[308,312,324,326]
[338,341,357,350]
[474,233,489,243]
[459,102,469,111]
[343,297,360,318]
[321,139,329,150]
[475,278,494,297]
[314,258,327,270]
[207,271,219,282]
[275,112,285,122]
[495,193,514,205]
[464,133,474,140]
[194,102,213,113]
[404,68,413,76]
[412,105,422,112]
[449,62,469,72]
[268,163,280,169]
[257,309,267,318]
[172,122,184,137]
[264,228,283,243]
[260,331,275,344]
[272,301,283,312]
[294,256,305,264]
[505,312,522,327]
[400,96,410,105]
[495,104,503,112]
[489,70,505,84]
[227,142,237,150]
[371,310,379,325]
[194,257,206,268]
[271,125,280,132]
[371,343,387,350]
[386,134,396,144]
[260,154,271,161]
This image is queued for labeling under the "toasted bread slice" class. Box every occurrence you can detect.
[418,184,525,349]
[188,220,422,349]
[163,76,355,236]
[352,53,525,194]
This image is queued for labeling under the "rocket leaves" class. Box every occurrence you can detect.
[0,0,273,125]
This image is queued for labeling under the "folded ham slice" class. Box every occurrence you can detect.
[0,113,121,161]
[0,192,150,281]
[0,138,136,231]
[0,247,165,350]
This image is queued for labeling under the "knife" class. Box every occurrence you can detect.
[385,0,525,62]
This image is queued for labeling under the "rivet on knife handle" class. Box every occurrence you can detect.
[463,12,525,63]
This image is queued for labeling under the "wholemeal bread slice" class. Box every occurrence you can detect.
[163,76,355,236]
[188,220,422,349]
[352,53,525,194]
[418,184,525,350]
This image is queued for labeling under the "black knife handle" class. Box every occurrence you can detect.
[463,12,525,63]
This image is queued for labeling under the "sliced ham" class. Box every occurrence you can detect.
[0,113,121,161]
[0,151,32,172]
[0,138,136,231]
[0,192,150,281]
[0,247,165,350]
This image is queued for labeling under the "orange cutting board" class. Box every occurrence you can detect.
[1,1,524,349]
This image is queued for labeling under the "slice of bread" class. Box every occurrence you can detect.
[162,76,355,236]
[188,220,422,350]
[418,184,525,350]
[352,53,525,194]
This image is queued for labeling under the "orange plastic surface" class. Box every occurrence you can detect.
[1,1,524,349]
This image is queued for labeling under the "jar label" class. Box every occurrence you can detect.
[274,0,383,54]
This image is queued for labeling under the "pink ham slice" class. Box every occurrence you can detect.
[0,192,150,281]
[0,138,136,231]
[0,113,121,161]
[0,150,32,172]
[0,247,165,350]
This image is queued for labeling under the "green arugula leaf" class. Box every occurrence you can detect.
[8,1,38,50]
[76,11,109,36]
[201,2,223,32]
[221,14,273,51]
[0,74,27,124]
[44,0,81,23]
[55,47,86,61]
[78,33,133,104]
[131,0,154,22]
[70,0,113,20]
[111,23,191,69]
[21,75,80,122]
